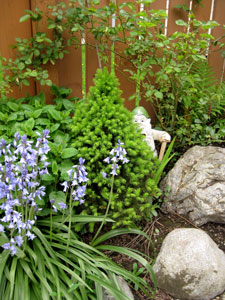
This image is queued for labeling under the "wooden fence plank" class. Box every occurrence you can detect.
[55,0,83,100]
[86,0,109,96]
[208,0,225,81]
[114,0,137,112]
[1,0,225,103]
[193,0,212,22]
[31,0,59,103]
[0,0,35,98]
[167,0,190,36]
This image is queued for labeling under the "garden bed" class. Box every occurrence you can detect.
[92,211,225,300]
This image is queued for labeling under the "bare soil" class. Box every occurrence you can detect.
[101,211,225,300]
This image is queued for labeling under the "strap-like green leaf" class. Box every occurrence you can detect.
[9,257,17,299]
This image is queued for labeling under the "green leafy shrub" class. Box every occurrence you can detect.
[71,68,160,228]
[1,7,67,91]
[174,62,225,150]
[0,86,79,211]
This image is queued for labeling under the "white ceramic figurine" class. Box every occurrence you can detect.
[133,107,171,160]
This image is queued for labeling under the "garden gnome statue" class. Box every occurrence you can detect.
[133,107,171,160]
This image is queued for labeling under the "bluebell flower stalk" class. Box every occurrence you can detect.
[0,130,50,255]
[92,140,129,244]
[62,157,88,255]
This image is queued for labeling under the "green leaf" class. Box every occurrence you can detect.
[33,109,43,118]
[14,263,25,300]
[154,91,163,99]
[19,259,38,284]
[21,104,35,112]
[61,148,78,159]
[45,80,52,86]
[174,4,189,11]
[58,160,74,173]
[41,173,55,182]
[153,137,176,185]
[49,191,67,211]
[35,118,50,126]
[0,250,10,279]
[8,113,18,121]
[53,131,69,145]
[68,283,79,293]
[7,102,19,112]
[22,79,30,86]
[0,112,6,121]
[19,14,31,23]
[25,118,35,130]
[94,245,156,296]
[0,234,9,247]
[51,160,58,175]
[50,123,60,133]
[48,109,62,121]
[42,105,56,113]
[9,257,17,299]
[18,62,25,70]
[176,19,187,26]
[63,99,75,110]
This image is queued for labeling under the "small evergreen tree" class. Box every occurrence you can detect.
[71,68,160,227]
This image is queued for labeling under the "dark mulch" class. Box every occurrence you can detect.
[85,211,225,300]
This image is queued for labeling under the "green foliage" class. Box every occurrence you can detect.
[71,68,160,228]
[38,1,224,156]
[0,56,11,98]
[3,1,224,159]
[114,11,224,154]
[0,118,157,299]
[153,137,176,186]
[173,62,225,151]
[19,7,43,23]
[0,86,78,210]
[130,262,146,291]
[0,216,157,299]
[1,8,68,90]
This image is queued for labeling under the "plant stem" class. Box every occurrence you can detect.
[0,55,5,99]
[66,187,74,256]
[81,31,86,102]
[111,42,115,75]
[50,206,53,242]
[91,175,115,245]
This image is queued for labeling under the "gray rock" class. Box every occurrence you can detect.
[160,146,225,226]
[103,276,134,300]
[153,228,225,300]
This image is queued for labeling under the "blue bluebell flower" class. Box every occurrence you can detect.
[0,224,5,232]
[62,158,88,205]
[26,231,36,240]
[0,130,50,255]
[102,140,129,178]
[101,171,107,179]
[58,202,67,210]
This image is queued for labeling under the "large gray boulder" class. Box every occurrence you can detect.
[153,228,225,300]
[160,146,225,226]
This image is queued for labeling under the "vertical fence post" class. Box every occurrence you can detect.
[164,0,170,36]
[81,31,86,101]
[111,0,116,75]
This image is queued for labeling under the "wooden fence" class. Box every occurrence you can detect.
[0,0,225,117]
